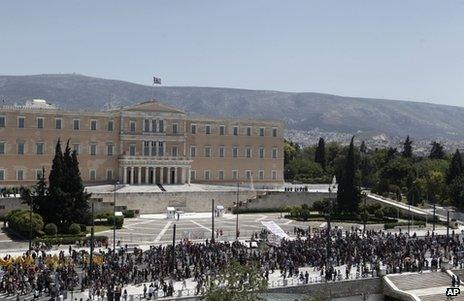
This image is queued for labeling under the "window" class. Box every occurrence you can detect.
[218,170,224,181]
[219,125,225,135]
[90,170,96,181]
[232,170,238,180]
[233,147,238,158]
[272,170,277,180]
[151,141,157,156]
[158,141,164,156]
[0,169,5,181]
[0,116,5,128]
[90,120,97,131]
[17,142,25,155]
[0,142,4,154]
[191,124,197,134]
[108,120,114,131]
[158,120,164,133]
[144,119,150,132]
[259,170,264,180]
[205,124,211,135]
[129,145,136,156]
[260,127,265,136]
[151,120,157,132]
[259,147,265,158]
[130,121,136,133]
[17,170,24,181]
[190,170,196,181]
[246,127,251,136]
[246,147,252,158]
[172,123,178,134]
[90,144,97,156]
[190,146,196,157]
[245,170,251,180]
[107,169,113,181]
[272,128,278,137]
[272,148,278,159]
[204,170,210,181]
[107,144,114,156]
[36,143,44,155]
[37,117,44,129]
[204,146,211,157]
[55,118,62,129]
[233,126,238,136]
[172,146,178,157]
[36,169,43,180]
[18,117,25,128]
[73,144,80,155]
[73,119,80,130]
[143,141,150,156]
[219,146,225,158]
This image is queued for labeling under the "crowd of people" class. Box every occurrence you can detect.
[1,228,464,300]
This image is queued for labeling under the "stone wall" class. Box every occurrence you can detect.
[91,190,258,214]
[0,197,28,217]
[243,191,332,210]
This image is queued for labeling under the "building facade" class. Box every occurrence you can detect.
[0,99,284,187]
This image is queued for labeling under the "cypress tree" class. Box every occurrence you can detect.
[47,139,67,226]
[69,149,91,224]
[360,141,367,155]
[34,167,48,218]
[429,141,445,160]
[314,137,326,169]
[446,149,463,185]
[336,137,360,212]
[402,136,413,158]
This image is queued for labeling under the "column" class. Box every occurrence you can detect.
[145,167,149,184]
[187,167,191,185]
[123,167,128,184]
[174,167,178,184]
[137,167,142,184]
[130,166,134,184]
[179,168,184,184]
[167,167,172,184]
[160,167,164,184]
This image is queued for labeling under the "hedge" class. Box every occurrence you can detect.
[6,209,44,238]
[68,223,81,235]
[34,235,108,245]
[44,223,58,236]
[107,216,124,229]
[232,207,290,214]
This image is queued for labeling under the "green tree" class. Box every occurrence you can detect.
[446,149,462,185]
[47,139,68,227]
[429,141,445,160]
[67,149,91,224]
[314,137,326,170]
[336,137,361,212]
[380,157,412,187]
[359,140,367,155]
[449,176,464,209]
[202,259,267,301]
[402,136,413,158]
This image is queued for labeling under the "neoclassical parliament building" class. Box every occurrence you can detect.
[0,99,284,187]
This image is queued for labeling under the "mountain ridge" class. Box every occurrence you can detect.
[0,73,463,140]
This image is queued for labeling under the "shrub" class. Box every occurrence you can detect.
[107,216,124,229]
[374,208,384,219]
[68,223,81,235]
[7,209,44,238]
[123,210,135,218]
[44,223,58,236]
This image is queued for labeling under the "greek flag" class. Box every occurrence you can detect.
[153,76,162,85]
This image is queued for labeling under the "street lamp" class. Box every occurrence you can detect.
[235,181,240,240]
[113,180,119,252]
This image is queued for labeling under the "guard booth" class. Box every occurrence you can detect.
[215,205,225,217]
[166,207,176,219]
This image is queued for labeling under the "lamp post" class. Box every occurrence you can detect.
[89,202,95,280]
[235,181,240,240]
[211,199,215,243]
[113,180,119,252]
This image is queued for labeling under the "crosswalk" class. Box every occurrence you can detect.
[0,292,66,300]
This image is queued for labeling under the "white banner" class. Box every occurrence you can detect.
[261,221,289,239]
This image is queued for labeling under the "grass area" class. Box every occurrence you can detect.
[87,225,112,233]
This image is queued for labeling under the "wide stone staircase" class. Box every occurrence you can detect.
[384,271,461,300]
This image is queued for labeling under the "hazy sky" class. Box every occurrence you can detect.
[1,1,464,106]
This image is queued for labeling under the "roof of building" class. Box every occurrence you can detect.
[122,99,185,114]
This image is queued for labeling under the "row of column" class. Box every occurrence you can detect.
[121,166,191,185]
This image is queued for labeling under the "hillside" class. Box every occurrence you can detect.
[0,74,463,139]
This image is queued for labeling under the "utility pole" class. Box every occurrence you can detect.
[211,199,215,243]
[172,223,176,273]
[113,181,119,253]
[326,186,332,271]
[447,210,450,239]
[90,202,95,280]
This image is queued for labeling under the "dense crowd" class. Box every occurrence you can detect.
[1,228,464,300]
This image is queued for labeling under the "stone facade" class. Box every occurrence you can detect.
[0,99,284,187]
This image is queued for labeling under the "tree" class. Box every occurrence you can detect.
[446,149,462,185]
[68,150,91,224]
[449,176,464,209]
[47,139,67,226]
[314,137,326,170]
[202,259,267,301]
[360,141,367,155]
[402,136,413,158]
[336,137,361,212]
[429,141,445,160]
